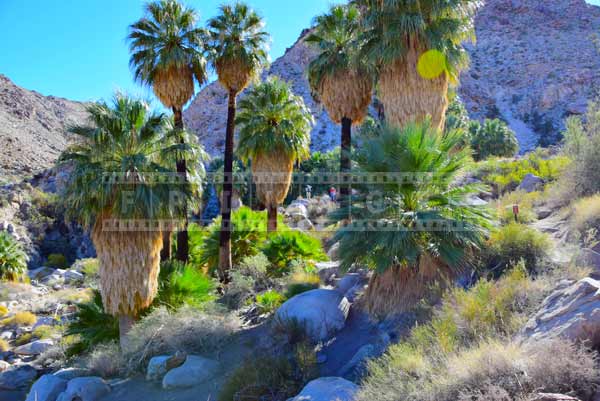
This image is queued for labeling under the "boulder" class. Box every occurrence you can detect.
[14,339,54,355]
[296,218,314,231]
[287,202,309,222]
[275,289,350,342]
[530,394,580,401]
[146,352,186,381]
[291,377,359,401]
[33,316,58,329]
[53,368,91,381]
[520,278,600,346]
[28,266,54,281]
[339,344,377,380]
[0,365,38,390]
[26,374,67,401]
[56,377,110,401]
[335,274,361,295]
[517,173,543,192]
[162,355,219,390]
[64,270,84,283]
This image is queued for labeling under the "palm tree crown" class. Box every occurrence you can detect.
[206,2,269,93]
[128,0,207,109]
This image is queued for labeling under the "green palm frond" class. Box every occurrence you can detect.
[0,232,28,282]
[330,122,493,274]
[236,77,313,162]
[128,0,207,87]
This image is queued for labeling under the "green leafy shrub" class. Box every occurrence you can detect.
[46,253,68,269]
[256,290,285,314]
[485,223,550,275]
[154,261,215,310]
[262,230,327,277]
[0,231,28,282]
[66,290,119,355]
[470,119,519,161]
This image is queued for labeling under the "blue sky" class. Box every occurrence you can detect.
[1,0,598,105]
[0,0,331,106]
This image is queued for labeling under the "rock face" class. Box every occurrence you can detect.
[26,374,67,401]
[291,377,359,401]
[0,74,87,182]
[275,289,350,342]
[520,278,600,346]
[185,0,600,156]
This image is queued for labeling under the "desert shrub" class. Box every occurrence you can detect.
[123,306,238,373]
[256,290,285,314]
[222,270,256,309]
[2,311,37,327]
[154,261,215,310]
[570,194,600,243]
[46,253,68,269]
[86,342,124,378]
[66,290,119,355]
[0,231,28,282]
[0,305,7,317]
[33,324,58,339]
[16,332,32,345]
[262,230,327,277]
[494,190,542,225]
[73,258,100,285]
[470,119,519,161]
[285,268,321,299]
[0,338,8,352]
[237,253,271,289]
[484,223,550,275]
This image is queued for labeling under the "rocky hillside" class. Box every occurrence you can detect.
[0,75,87,183]
[185,0,600,156]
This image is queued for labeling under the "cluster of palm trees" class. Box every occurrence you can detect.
[62,0,487,344]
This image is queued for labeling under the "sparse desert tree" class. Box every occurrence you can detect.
[60,95,198,347]
[206,2,269,281]
[128,0,208,262]
[306,4,373,200]
[359,0,479,129]
[236,77,313,232]
[330,123,493,316]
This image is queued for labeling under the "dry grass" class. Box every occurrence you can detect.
[569,194,600,243]
[493,190,544,224]
[0,338,8,352]
[86,342,124,378]
[2,311,37,327]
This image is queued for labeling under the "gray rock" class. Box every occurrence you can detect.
[296,218,314,231]
[335,274,361,295]
[517,173,543,193]
[530,394,580,401]
[53,368,91,381]
[64,270,84,283]
[56,377,110,401]
[146,356,171,381]
[33,316,58,329]
[275,289,350,342]
[291,377,359,401]
[0,365,38,390]
[28,266,54,281]
[520,278,600,346]
[162,355,219,390]
[0,360,10,372]
[339,344,378,380]
[26,374,67,401]
[1,330,13,340]
[14,339,54,355]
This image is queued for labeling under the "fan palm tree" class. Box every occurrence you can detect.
[128,0,208,262]
[330,122,493,317]
[60,95,200,347]
[206,2,269,281]
[359,0,480,130]
[306,4,373,201]
[236,77,313,232]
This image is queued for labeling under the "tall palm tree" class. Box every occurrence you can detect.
[60,95,199,347]
[359,0,479,130]
[236,77,313,232]
[306,4,373,201]
[128,0,208,262]
[206,2,269,281]
[330,123,492,317]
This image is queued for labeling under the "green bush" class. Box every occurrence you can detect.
[256,290,286,314]
[66,290,119,355]
[154,261,215,310]
[485,223,550,275]
[262,230,327,277]
[285,267,321,299]
[470,119,519,161]
[46,253,68,269]
[0,231,28,282]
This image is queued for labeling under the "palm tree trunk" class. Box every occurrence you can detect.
[218,90,237,283]
[267,204,278,232]
[173,107,189,263]
[340,117,352,202]
[118,314,134,350]
[160,231,172,260]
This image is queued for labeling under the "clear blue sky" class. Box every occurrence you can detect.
[0,0,331,106]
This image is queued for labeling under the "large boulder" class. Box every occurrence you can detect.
[291,377,359,401]
[14,339,54,355]
[162,355,219,390]
[56,377,110,401]
[146,352,186,381]
[517,173,543,193]
[275,289,350,342]
[26,374,67,401]
[0,365,38,390]
[520,278,600,346]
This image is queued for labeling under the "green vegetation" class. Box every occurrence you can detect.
[493,190,543,225]
[33,324,59,339]
[155,261,215,310]
[1,311,37,327]
[469,119,519,161]
[0,231,28,282]
[255,290,286,314]
[46,253,68,269]
[262,230,327,276]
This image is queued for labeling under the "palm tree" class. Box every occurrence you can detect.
[60,95,199,347]
[128,0,208,262]
[330,123,493,317]
[206,2,269,281]
[236,77,313,232]
[306,4,373,201]
[359,0,479,130]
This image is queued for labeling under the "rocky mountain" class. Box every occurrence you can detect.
[185,0,600,156]
[0,74,87,183]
